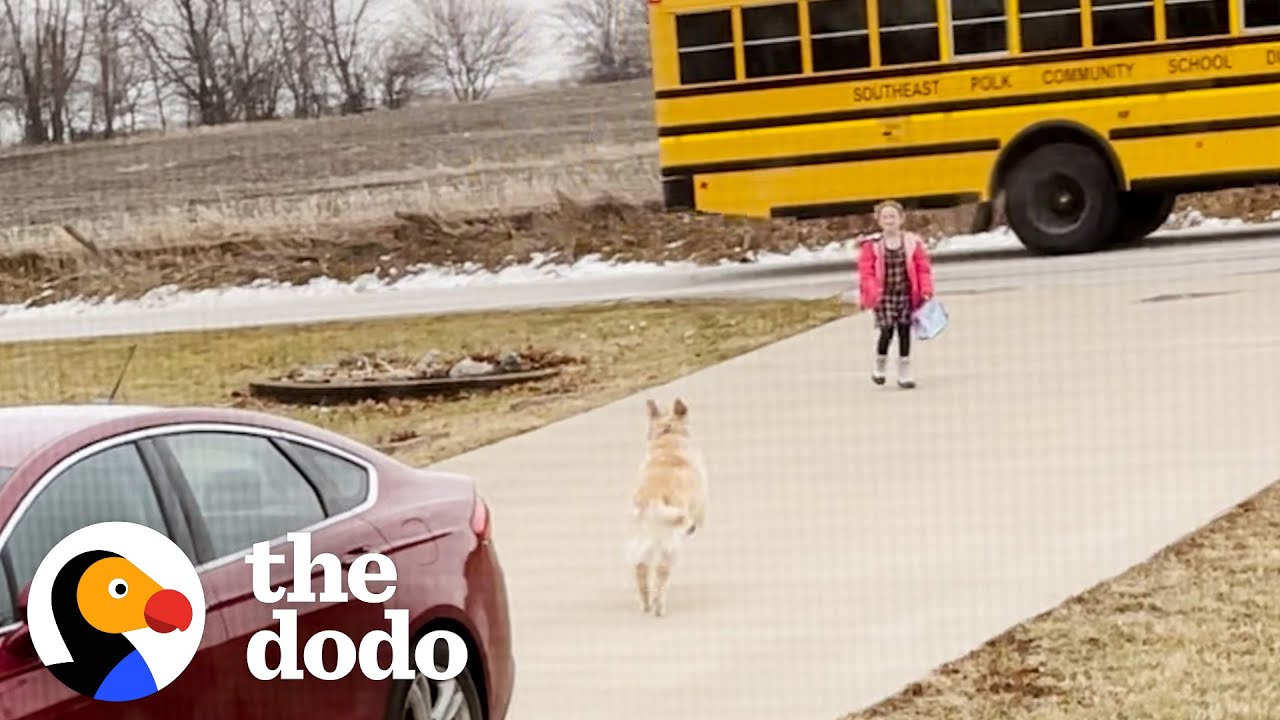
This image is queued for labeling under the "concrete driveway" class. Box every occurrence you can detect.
[432,272,1280,720]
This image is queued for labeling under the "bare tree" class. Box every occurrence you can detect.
[1,0,49,143]
[133,0,232,125]
[136,22,170,130]
[87,0,145,137]
[0,23,19,118]
[315,0,371,113]
[371,31,428,109]
[131,0,284,126]
[0,0,90,144]
[555,0,649,83]
[41,0,88,142]
[410,0,528,103]
[219,0,281,121]
[269,0,323,117]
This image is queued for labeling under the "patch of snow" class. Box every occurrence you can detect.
[0,219,1240,323]
[1165,207,1247,230]
[933,227,1024,253]
[0,253,700,321]
[742,239,857,265]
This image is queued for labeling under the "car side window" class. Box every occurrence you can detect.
[0,563,14,627]
[284,440,370,515]
[0,443,168,626]
[162,432,325,559]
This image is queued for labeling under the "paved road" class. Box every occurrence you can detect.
[2,226,1279,343]
[432,270,1280,720]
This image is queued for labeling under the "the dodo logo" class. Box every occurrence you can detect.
[25,521,205,702]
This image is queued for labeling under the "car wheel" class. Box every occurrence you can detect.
[1109,190,1176,246]
[1005,142,1119,255]
[391,664,485,720]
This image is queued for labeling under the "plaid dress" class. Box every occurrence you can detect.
[875,245,912,329]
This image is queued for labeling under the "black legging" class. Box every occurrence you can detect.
[877,323,911,357]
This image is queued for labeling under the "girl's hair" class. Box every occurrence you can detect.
[874,199,906,218]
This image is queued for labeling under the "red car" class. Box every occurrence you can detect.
[0,404,514,720]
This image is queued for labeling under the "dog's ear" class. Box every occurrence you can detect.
[672,398,688,418]
[646,399,661,419]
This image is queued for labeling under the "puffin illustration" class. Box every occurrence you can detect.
[47,549,194,702]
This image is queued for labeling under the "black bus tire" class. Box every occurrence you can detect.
[1109,190,1177,246]
[1005,142,1119,255]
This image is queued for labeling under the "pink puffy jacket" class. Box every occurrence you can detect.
[856,233,935,311]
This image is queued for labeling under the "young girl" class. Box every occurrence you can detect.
[857,200,935,388]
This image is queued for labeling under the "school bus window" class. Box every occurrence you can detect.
[808,0,871,71]
[950,0,1009,56]
[1243,0,1280,28]
[1019,0,1084,52]
[742,3,804,78]
[675,10,736,85]
[877,0,940,65]
[1091,0,1154,45]
[1164,0,1230,38]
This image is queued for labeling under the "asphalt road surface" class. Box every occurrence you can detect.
[1,227,1279,343]
[434,269,1280,720]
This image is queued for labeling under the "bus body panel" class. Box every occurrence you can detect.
[661,78,1280,218]
[654,38,1280,131]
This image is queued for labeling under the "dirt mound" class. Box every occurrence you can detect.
[1,187,1275,308]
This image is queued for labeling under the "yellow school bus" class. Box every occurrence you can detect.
[646,0,1280,254]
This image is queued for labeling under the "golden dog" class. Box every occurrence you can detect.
[627,398,708,616]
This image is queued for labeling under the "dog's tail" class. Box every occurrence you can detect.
[628,501,691,565]
[636,500,689,528]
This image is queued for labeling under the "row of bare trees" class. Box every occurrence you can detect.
[0,0,652,144]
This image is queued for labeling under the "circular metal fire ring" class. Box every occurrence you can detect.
[248,367,562,405]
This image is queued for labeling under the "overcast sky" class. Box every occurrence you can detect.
[366,0,578,86]
[510,0,576,83]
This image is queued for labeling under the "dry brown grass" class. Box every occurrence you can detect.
[0,80,659,243]
[0,143,661,255]
[843,480,1280,720]
[0,297,847,467]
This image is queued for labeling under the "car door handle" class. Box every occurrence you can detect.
[339,545,376,567]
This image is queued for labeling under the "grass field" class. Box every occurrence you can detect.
[0,298,847,467]
[0,81,658,231]
[0,80,661,257]
[844,479,1280,720]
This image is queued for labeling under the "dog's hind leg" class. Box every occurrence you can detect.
[651,548,677,617]
[627,536,654,613]
[634,562,652,613]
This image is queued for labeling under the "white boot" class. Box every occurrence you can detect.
[897,356,916,389]
[871,354,887,385]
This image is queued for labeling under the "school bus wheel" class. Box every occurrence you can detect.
[1108,191,1177,246]
[1005,142,1119,255]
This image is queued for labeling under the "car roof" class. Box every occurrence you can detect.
[0,404,163,468]
[0,403,385,474]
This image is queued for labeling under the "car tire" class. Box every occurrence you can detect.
[386,651,485,720]
[1109,190,1176,246]
[1005,142,1119,255]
